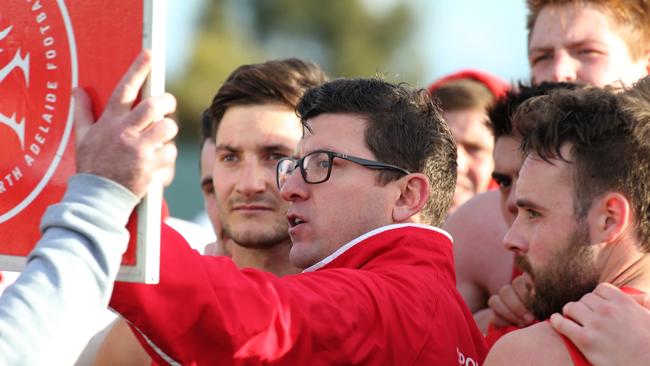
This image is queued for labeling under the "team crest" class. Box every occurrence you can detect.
[0,1,77,223]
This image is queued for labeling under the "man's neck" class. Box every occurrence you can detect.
[230,240,299,277]
[602,250,650,292]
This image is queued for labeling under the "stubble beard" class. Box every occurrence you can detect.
[218,197,290,249]
[223,217,290,249]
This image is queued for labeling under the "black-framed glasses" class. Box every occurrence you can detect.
[276,149,410,189]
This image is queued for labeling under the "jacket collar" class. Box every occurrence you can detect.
[302,223,452,273]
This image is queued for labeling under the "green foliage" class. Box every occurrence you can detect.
[168,0,423,138]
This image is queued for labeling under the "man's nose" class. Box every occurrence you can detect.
[503,217,528,255]
[550,52,578,82]
[279,167,308,202]
[235,160,267,195]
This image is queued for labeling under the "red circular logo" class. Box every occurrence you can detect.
[0,1,77,222]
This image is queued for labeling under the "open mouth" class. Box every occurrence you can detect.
[287,214,306,227]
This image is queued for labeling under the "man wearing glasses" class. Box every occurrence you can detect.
[108,78,487,365]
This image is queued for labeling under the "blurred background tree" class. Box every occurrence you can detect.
[164,0,530,221]
[168,0,421,139]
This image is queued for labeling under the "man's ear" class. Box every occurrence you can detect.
[392,173,430,222]
[589,192,631,244]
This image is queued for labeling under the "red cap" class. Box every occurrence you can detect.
[428,69,509,98]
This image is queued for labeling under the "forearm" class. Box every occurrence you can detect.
[0,174,138,365]
[111,225,363,365]
[110,224,288,365]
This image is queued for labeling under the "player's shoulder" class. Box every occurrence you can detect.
[484,322,574,365]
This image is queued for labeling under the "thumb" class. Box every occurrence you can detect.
[73,88,95,147]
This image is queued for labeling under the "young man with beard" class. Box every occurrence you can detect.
[446,0,650,332]
[204,59,328,275]
[106,78,487,365]
[483,79,650,365]
[446,82,581,333]
[546,79,650,366]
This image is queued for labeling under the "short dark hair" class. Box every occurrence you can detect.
[431,79,495,112]
[488,81,584,140]
[617,77,650,248]
[209,58,328,139]
[515,78,650,250]
[296,78,457,226]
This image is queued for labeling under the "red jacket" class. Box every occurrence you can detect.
[110,223,487,365]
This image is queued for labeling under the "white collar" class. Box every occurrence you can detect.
[302,223,452,273]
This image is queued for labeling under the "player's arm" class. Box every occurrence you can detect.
[0,50,177,365]
[484,322,573,365]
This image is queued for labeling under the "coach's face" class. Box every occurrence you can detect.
[280,113,401,269]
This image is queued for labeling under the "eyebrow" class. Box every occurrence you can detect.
[529,39,606,55]
[214,144,294,154]
[464,141,491,150]
[261,144,294,154]
[215,144,238,153]
[515,198,543,211]
[302,145,342,155]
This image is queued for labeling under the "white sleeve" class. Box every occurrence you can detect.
[0,174,138,366]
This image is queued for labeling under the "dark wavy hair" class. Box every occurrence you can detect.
[296,78,457,226]
[488,81,583,140]
[208,58,328,139]
[514,77,650,250]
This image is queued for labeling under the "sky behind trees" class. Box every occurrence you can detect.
[166,0,529,87]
